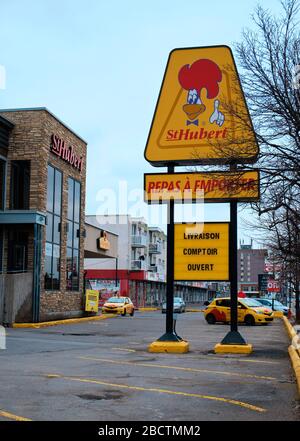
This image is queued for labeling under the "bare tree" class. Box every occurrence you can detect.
[235,0,300,215]
[234,0,300,321]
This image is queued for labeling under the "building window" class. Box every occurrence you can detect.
[67,177,81,291]
[10,160,30,209]
[0,158,6,210]
[45,165,62,290]
[7,229,28,273]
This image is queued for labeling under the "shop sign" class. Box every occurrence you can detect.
[144,170,259,203]
[50,134,83,171]
[85,290,99,312]
[267,280,280,293]
[174,222,229,281]
[265,263,282,273]
[144,46,258,166]
[97,230,110,250]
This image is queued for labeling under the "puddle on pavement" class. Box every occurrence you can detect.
[78,391,125,401]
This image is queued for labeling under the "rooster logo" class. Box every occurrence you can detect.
[178,59,225,127]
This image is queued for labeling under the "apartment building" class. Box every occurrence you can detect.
[238,243,268,295]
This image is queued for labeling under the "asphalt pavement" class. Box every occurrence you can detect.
[0,311,299,421]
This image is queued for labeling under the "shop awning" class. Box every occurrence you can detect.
[0,210,46,225]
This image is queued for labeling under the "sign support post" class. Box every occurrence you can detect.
[220,170,246,345]
[157,165,182,342]
[148,166,188,352]
[216,165,251,353]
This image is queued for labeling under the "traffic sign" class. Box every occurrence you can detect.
[144,170,259,203]
[174,222,229,281]
[144,45,259,166]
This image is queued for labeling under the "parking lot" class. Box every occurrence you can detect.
[0,311,299,421]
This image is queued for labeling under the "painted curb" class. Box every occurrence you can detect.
[282,316,297,340]
[138,308,160,312]
[214,343,253,354]
[282,316,300,396]
[148,340,190,353]
[186,309,203,313]
[288,345,300,395]
[12,314,112,329]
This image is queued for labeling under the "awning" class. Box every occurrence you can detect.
[0,210,46,225]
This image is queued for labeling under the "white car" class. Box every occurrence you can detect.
[254,298,289,316]
[162,297,186,313]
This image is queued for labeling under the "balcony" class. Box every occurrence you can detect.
[131,260,147,271]
[148,265,158,272]
[131,235,147,247]
[148,242,162,254]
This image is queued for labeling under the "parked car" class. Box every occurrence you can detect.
[102,296,134,316]
[253,298,289,316]
[204,297,274,325]
[162,297,186,313]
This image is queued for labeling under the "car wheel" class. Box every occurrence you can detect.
[206,313,216,325]
[130,309,134,317]
[121,309,126,316]
[244,315,255,326]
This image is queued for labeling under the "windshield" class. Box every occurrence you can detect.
[106,297,124,303]
[174,298,183,302]
[241,298,265,307]
[260,299,283,307]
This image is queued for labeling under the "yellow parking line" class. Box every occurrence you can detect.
[0,409,31,421]
[79,356,276,381]
[46,374,266,413]
[186,355,280,365]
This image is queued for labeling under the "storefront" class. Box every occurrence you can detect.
[85,268,211,308]
[0,108,87,324]
[84,222,119,306]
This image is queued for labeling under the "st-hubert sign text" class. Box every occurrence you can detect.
[50,134,83,172]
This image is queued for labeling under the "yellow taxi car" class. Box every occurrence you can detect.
[204,297,274,326]
[102,296,135,316]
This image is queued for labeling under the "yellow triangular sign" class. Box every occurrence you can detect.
[144,46,259,166]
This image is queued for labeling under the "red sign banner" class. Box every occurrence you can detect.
[267,280,280,292]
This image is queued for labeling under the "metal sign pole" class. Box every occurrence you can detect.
[158,165,182,342]
[221,165,246,345]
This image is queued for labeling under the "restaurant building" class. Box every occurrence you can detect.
[0,108,87,325]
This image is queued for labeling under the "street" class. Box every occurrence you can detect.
[0,311,299,421]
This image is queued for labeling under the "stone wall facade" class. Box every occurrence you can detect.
[0,108,87,321]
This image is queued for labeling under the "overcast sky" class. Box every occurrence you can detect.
[0,0,283,246]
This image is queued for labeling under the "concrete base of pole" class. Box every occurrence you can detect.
[214,343,253,354]
[148,340,190,353]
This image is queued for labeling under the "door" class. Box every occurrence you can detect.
[238,301,247,322]
[215,299,231,321]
